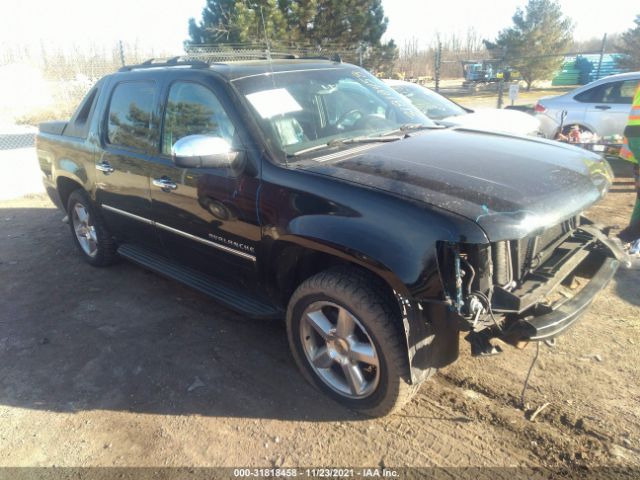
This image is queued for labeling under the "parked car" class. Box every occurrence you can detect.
[384,79,541,136]
[535,71,640,139]
[37,57,624,416]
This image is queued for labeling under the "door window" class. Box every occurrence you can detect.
[575,80,639,104]
[162,82,235,155]
[619,80,640,103]
[107,81,158,152]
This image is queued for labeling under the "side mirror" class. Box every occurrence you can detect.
[172,135,240,169]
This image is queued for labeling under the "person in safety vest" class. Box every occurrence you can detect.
[619,81,640,246]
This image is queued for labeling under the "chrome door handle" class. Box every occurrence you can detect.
[96,161,114,174]
[152,177,178,192]
[595,105,611,110]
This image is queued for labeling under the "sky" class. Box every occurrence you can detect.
[0,0,637,56]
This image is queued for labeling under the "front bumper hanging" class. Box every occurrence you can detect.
[500,225,628,343]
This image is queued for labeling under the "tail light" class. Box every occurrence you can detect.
[534,102,546,113]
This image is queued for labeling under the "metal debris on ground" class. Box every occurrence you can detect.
[528,402,551,422]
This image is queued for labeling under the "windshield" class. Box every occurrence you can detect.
[390,83,467,120]
[232,66,435,159]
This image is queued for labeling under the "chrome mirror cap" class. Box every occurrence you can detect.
[172,135,232,158]
[171,135,236,169]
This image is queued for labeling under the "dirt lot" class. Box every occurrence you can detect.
[0,150,639,477]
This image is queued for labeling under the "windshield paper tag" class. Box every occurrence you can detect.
[246,88,302,119]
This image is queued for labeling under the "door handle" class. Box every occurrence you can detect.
[152,177,178,192]
[96,161,114,174]
[595,105,611,110]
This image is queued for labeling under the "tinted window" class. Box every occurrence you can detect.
[107,81,157,152]
[575,80,640,104]
[162,82,235,155]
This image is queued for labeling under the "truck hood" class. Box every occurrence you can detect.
[298,128,613,241]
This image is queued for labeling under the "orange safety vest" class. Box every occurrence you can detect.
[620,82,640,164]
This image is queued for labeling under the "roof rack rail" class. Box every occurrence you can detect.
[289,54,341,62]
[118,52,342,72]
[255,53,341,62]
[119,57,210,72]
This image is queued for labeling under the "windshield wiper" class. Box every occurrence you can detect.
[397,123,444,132]
[291,134,404,157]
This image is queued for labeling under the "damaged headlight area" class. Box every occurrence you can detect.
[436,216,625,356]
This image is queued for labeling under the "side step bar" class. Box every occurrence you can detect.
[117,244,283,320]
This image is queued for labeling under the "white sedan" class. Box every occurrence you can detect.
[384,79,542,137]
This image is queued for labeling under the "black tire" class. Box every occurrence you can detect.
[66,189,118,267]
[286,268,418,416]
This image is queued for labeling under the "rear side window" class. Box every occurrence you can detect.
[619,80,640,103]
[107,81,157,152]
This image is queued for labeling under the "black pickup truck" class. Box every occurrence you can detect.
[37,58,625,416]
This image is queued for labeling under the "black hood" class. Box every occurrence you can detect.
[298,128,613,241]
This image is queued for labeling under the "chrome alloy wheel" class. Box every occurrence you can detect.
[71,202,98,257]
[300,301,380,399]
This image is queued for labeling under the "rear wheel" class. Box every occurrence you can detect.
[67,189,117,267]
[286,268,418,416]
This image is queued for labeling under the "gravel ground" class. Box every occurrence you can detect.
[0,145,638,478]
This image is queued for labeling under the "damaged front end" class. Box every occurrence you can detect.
[437,217,628,356]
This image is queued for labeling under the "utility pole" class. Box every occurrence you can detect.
[497,48,506,109]
[434,41,442,92]
[596,33,607,80]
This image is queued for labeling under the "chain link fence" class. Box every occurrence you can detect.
[0,127,37,151]
[0,43,150,129]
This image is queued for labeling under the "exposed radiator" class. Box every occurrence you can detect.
[493,216,580,285]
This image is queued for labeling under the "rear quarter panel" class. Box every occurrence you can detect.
[37,131,97,208]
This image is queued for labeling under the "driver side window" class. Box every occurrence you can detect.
[162,82,235,155]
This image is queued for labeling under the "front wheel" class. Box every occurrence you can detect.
[286,268,418,416]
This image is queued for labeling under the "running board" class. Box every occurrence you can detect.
[117,244,282,319]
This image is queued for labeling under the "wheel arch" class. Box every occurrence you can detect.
[265,237,458,384]
[56,175,85,211]
[266,236,411,309]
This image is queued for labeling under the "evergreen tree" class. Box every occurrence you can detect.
[617,15,640,70]
[186,0,397,73]
[484,0,573,90]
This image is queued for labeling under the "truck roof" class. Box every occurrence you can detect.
[116,58,347,82]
